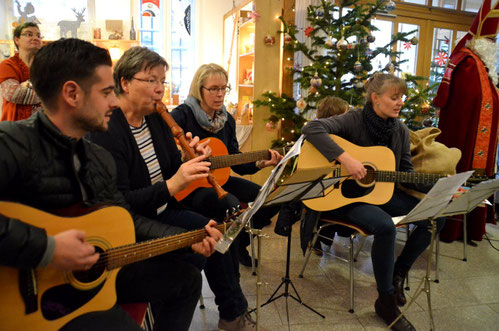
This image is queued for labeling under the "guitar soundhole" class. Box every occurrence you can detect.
[41,283,103,320]
[73,246,106,283]
[341,179,374,199]
[358,165,376,186]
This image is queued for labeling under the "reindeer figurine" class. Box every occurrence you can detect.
[58,8,85,38]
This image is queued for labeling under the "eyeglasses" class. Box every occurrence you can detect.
[20,32,43,39]
[132,77,168,87]
[202,85,231,95]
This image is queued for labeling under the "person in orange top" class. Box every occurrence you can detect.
[0,22,42,121]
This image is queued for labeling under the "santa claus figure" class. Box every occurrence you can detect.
[433,0,499,243]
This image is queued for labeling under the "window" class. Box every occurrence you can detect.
[461,0,482,13]
[170,0,195,102]
[432,0,458,10]
[140,0,163,55]
[429,27,453,85]
[370,19,394,72]
[397,23,420,76]
[11,0,89,40]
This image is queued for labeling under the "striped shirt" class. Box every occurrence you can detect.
[130,119,167,214]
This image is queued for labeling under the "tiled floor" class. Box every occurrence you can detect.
[189,222,499,330]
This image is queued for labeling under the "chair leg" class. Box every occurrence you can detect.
[353,235,366,262]
[463,214,468,261]
[348,234,355,313]
[434,233,440,283]
[144,303,154,331]
[299,231,318,278]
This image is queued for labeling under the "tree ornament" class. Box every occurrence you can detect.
[265,121,276,131]
[385,1,396,12]
[325,37,334,47]
[385,63,395,73]
[310,72,322,88]
[305,26,314,37]
[315,8,324,18]
[360,38,368,45]
[367,35,375,43]
[354,80,364,89]
[296,98,307,111]
[284,33,293,44]
[309,86,317,94]
[264,34,275,46]
[410,36,419,45]
[353,61,363,72]
[336,37,348,50]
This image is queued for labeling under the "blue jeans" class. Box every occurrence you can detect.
[325,189,445,296]
[156,206,248,320]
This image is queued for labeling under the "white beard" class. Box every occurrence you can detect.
[466,38,498,86]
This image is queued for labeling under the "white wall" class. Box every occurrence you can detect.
[195,0,246,67]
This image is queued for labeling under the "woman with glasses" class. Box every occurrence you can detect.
[0,22,42,121]
[88,49,260,330]
[171,63,282,268]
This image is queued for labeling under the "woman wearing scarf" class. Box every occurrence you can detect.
[171,63,282,267]
[302,73,444,331]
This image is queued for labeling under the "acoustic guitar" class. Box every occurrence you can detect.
[174,137,286,201]
[0,201,229,330]
[299,134,482,212]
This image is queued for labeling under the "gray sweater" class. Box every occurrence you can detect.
[301,109,414,172]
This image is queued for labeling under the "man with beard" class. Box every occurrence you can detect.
[433,0,499,243]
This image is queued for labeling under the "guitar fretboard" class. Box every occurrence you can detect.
[369,170,444,184]
[208,150,270,170]
[98,223,229,270]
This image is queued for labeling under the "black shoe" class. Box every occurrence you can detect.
[393,269,408,306]
[239,249,258,267]
[375,295,416,331]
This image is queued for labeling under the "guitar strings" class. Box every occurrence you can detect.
[89,223,228,270]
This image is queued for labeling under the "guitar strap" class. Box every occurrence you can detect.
[19,268,38,314]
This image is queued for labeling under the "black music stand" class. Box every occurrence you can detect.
[390,171,475,331]
[255,168,341,322]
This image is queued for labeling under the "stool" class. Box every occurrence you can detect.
[299,218,371,313]
[121,303,154,330]
[299,217,410,313]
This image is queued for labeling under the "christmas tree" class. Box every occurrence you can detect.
[255,0,427,147]
[400,74,440,131]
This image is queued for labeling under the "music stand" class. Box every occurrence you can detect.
[439,178,499,262]
[390,171,475,331]
[254,167,341,324]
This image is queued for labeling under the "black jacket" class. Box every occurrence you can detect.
[87,109,183,219]
[171,103,259,175]
[0,112,185,269]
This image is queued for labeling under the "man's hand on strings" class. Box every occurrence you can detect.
[191,220,221,257]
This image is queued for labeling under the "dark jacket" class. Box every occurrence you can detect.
[87,109,183,220]
[0,112,185,269]
[171,103,259,175]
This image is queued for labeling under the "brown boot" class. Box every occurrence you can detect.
[218,311,266,331]
[393,268,408,306]
[374,294,416,331]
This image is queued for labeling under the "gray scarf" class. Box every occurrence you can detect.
[184,96,228,133]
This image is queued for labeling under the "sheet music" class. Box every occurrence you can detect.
[265,177,340,206]
[215,135,305,253]
[393,171,474,225]
[441,178,499,216]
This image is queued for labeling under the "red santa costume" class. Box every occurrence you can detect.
[433,0,499,242]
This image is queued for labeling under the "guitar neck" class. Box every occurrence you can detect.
[103,223,228,270]
[209,150,270,170]
[373,170,445,184]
